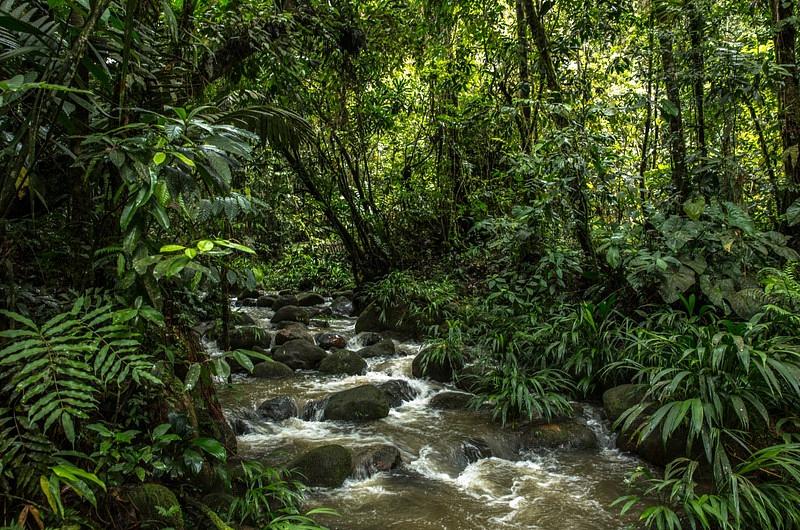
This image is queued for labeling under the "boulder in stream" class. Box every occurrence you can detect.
[297,292,326,306]
[351,331,384,348]
[430,390,475,410]
[602,384,648,423]
[331,296,354,316]
[518,418,598,450]
[323,384,390,421]
[275,322,313,346]
[271,305,310,325]
[377,379,418,408]
[272,339,326,370]
[256,396,298,422]
[315,332,348,350]
[460,438,493,465]
[272,295,298,311]
[228,326,270,350]
[411,349,461,383]
[252,360,294,379]
[318,349,367,376]
[257,295,276,308]
[290,445,353,488]
[357,338,396,358]
[230,311,257,326]
[352,444,402,479]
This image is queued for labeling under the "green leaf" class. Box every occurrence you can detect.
[153,152,167,165]
[160,244,185,252]
[184,363,202,391]
[191,437,227,462]
[197,240,214,252]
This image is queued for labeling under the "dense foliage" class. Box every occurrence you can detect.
[3,0,800,527]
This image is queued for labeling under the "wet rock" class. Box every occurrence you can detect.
[271,305,310,325]
[318,349,367,376]
[323,384,390,422]
[229,416,255,435]
[357,338,396,358]
[355,302,424,337]
[230,311,257,326]
[352,444,402,479]
[454,363,486,394]
[290,445,353,488]
[377,379,418,408]
[519,419,597,450]
[229,326,270,350]
[302,397,329,421]
[256,396,298,422]
[460,438,492,464]
[252,360,294,379]
[602,384,648,423]
[125,483,184,529]
[616,423,689,467]
[272,339,326,370]
[239,298,259,307]
[411,349,460,383]
[238,288,261,300]
[297,292,325,306]
[278,289,295,296]
[272,295,299,311]
[275,322,313,346]
[430,391,475,410]
[331,296,354,316]
[332,289,354,299]
[352,331,384,348]
[257,295,276,308]
[315,332,348,350]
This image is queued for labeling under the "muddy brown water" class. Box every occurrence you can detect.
[212,301,646,530]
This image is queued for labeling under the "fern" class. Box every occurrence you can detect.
[0,293,161,444]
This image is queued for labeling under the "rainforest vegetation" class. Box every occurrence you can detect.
[3,0,800,528]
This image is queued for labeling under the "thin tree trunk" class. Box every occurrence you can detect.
[515,0,531,152]
[746,98,780,224]
[655,2,690,204]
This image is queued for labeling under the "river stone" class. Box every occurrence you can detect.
[460,438,493,464]
[355,302,422,336]
[352,444,402,479]
[519,419,598,450]
[126,483,184,529]
[229,326,270,350]
[331,296,354,316]
[271,305,311,325]
[454,363,487,393]
[352,331,384,348]
[302,397,330,421]
[297,292,326,306]
[230,416,255,435]
[238,288,261,299]
[319,349,367,376]
[411,349,460,383]
[602,384,649,423]
[272,295,299,311]
[252,360,294,379]
[257,295,276,308]
[272,339,326,370]
[239,297,260,307]
[315,332,348,350]
[357,338,396,358]
[230,311,257,326]
[377,379,418,408]
[275,322,313,346]
[323,385,390,421]
[290,445,353,488]
[430,390,475,410]
[256,396,298,422]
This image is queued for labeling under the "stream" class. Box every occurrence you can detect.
[209,296,645,530]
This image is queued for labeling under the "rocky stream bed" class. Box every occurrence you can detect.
[205,292,653,530]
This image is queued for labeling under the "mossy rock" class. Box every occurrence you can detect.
[411,348,461,383]
[356,338,396,358]
[602,384,648,423]
[252,360,294,379]
[354,302,422,337]
[271,305,311,325]
[519,419,598,450]
[290,445,353,488]
[323,384,390,421]
[430,391,475,410]
[319,349,367,376]
[126,483,184,529]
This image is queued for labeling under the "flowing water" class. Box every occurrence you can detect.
[211,299,645,530]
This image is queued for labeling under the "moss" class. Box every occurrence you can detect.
[290,445,353,488]
[126,483,184,529]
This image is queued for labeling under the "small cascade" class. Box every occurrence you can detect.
[214,294,645,530]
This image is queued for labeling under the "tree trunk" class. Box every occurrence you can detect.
[770,0,800,217]
[655,2,690,204]
[515,0,532,152]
